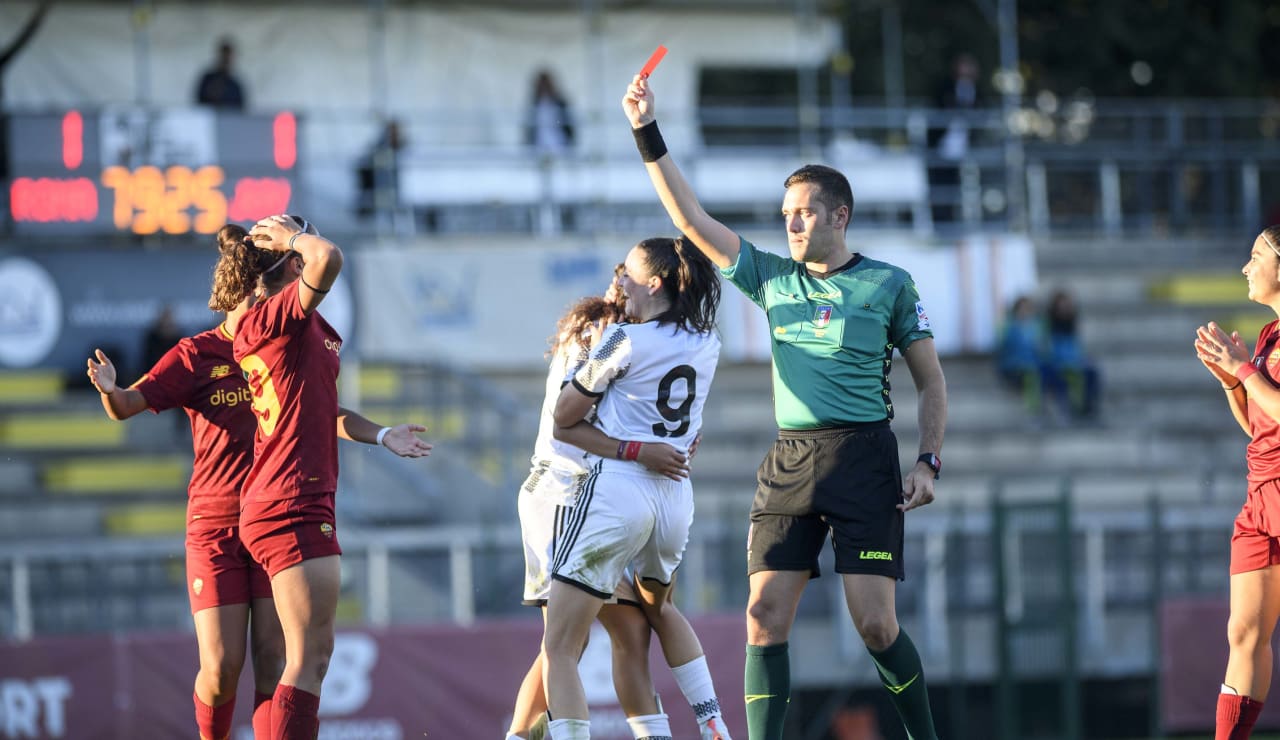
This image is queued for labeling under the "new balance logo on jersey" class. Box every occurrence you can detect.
[210,364,231,378]
[859,550,893,561]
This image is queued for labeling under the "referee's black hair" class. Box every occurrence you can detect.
[785,164,854,228]
[638,235,720,334]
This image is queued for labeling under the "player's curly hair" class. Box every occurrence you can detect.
[549,295,628,359]
[208,216,314,312]
[208,224,279,311]
[638,236,720,334]
[547,264,628,357]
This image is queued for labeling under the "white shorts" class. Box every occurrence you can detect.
[518,464,645,606]
[551,460,693,599]
[519,464,585,605]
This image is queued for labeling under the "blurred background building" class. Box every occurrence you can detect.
[2,1,1279,738]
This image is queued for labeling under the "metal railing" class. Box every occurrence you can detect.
[0,482,1233,660]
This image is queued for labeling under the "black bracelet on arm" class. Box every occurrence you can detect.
[300,276,330,294]
[632,120,668,163]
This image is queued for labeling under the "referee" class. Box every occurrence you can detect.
[623,75,946,740]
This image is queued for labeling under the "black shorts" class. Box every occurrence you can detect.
[746,422,904,580]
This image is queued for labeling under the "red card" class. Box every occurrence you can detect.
[639,45,668,78]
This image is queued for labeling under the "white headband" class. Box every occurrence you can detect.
[1264,231,1280,259]
[265,250,294,274]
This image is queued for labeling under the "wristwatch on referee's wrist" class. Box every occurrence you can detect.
[917,452,941,480]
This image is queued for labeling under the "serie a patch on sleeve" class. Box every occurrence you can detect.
[915,302,932,331]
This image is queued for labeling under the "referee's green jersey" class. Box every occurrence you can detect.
[722,237,934,430]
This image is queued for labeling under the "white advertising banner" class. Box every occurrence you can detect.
[353,234,1037,370]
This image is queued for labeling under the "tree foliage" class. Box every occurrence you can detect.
[838,0,1280,100]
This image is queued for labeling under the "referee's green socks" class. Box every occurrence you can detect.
[868,628,938,740]
[744,642,789,740]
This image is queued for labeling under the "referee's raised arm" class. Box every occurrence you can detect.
[623,74,740,269]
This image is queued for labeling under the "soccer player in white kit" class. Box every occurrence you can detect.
[508,268,730,740]
[543,237,723,740]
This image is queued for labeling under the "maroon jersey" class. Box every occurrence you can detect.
[1247,320,1280,483]
[133,324,255,529]
[233,280,342,502]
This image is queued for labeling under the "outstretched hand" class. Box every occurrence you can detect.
[636,442,690,481]
[899,465,936,513]
[381,424,433,458]
[86,349,118,394]
[622,74,656,128]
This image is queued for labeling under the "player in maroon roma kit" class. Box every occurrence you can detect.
[233,213,433,740]
[1197,225,1280,740]
[89,221,430,740]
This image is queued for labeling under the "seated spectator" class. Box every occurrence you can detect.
[1045,288,1101,421]
[996,295,1049,417]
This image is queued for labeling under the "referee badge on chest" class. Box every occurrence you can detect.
[813,305,833,337]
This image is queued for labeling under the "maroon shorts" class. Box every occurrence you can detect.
[1231,479,1280,575]
[185,525,273,614]
[239,492,342,578]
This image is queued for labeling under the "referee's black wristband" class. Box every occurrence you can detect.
[632,120,668,163]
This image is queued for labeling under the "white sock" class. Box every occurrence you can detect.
[1223,683,1240,695]
[671,655,723,723]
[547,718,590,740]
[625,712,672,739]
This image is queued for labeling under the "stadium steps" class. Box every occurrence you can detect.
[0,501,102,540]
[0,369,64,406]
[41,455,191,495]
[1147,272,1248,305]
[0,411,126,450]
[102,503,188,537]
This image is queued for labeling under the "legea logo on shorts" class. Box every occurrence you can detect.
[0,257,62,368]
[859,550,893,561]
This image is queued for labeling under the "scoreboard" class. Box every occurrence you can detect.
[7,109,298,236]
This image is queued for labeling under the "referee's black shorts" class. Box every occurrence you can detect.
[746,421,904,580]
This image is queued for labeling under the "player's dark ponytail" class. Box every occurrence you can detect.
[637,236,719,334]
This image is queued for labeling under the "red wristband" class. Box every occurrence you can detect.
[1236,363,1260,384]
[621,441,643,461]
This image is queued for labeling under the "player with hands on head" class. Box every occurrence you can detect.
[623,71,945,740]
[1196,225,1280,740]
[233,213,429,738]
[85,217,426,740]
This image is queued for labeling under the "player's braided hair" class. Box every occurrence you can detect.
[639,236,720,334]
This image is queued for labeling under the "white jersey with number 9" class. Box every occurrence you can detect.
[571,321,721,454]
